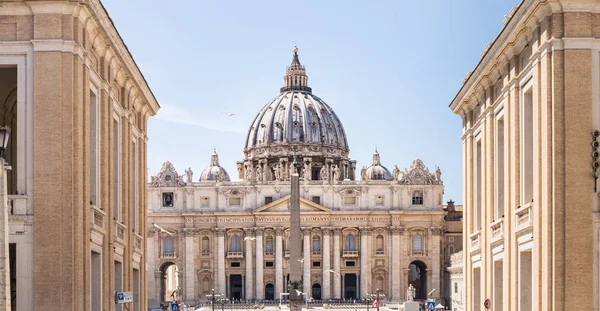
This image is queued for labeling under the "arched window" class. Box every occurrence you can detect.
[265,236,274,254]
[345,233,356,251]
[312,235,321,253]
[413,234,423,254]
[412,190,424,205]
[230,235,241,252]
[376,235,384,254]
[163,236,174,255]
[202,236,210,255]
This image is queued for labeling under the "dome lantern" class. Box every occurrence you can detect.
[280,47,312,93]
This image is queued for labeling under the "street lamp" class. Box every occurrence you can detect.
[0,126,10,160]
[207,289,219,311]
[0,126,9,310]
[366,289,385,311]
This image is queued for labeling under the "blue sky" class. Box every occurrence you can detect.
[102,0,520,205]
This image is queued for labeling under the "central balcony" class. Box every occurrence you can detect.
[227,251,243,259]
[161,252,176,259]
[342,251,359,258]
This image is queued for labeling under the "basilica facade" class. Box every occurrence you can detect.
[147,49,462,308]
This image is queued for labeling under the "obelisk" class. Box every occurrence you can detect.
[288,151,303,311]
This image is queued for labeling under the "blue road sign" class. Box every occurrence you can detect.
[170,302,180,311]
[427,301,436,310]
[117,292,124,300]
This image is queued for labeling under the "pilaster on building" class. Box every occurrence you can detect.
[449,0,600,310]
[0,1,160,310]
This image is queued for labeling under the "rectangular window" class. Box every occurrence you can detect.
[519,251,533,311]
[343,196,356,205]
[264,196,273,204]
[475,139,482,231]
[8,244,15,310]
[473,267,481,311]
[311,196,321,204]
[346,261,355,267]
[375,195,384,206]
[133,268,140,311]
[229,197,241,206]
[113,118,121,221]
[495,116,505,220]
[521,87,534,205]
[449,237,454,242]
[114,261,123,311]
[265,261,274,268]
[131,140,138,232]
[230,262,241,268]
[89,90,99,206]
[494,260,504,311]
[312,261,321,267]
[162,192,174,207]
[91,251,102,311]
[201,197,210,208]
[412,191,423,205]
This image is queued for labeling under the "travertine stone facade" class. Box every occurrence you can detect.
[0,1,159,310]
[448,251,464,311]
[450,1,600,310]
[147,50,462,308]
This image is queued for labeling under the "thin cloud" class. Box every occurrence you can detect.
[155,104,247,134]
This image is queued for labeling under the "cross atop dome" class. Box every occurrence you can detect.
[280,46,312,93]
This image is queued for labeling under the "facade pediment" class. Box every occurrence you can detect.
[253,194,332,213]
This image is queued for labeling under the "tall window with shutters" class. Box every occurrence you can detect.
[412,234,423,255]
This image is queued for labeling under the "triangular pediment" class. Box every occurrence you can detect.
[253,195,332,213]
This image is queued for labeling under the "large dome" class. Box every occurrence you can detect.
[237,47,357,183]
[244,91,348,149]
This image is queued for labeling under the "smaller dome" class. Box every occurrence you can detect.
[363,150,393,181]
[199,151,231,182]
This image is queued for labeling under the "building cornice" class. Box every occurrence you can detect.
[21,1,160,115]
[449,0,541,113]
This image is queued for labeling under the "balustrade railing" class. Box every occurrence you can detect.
[490,218,504,242]
[90,205,105,233]
[469,231,481,250]
[515,202,533,232]
[8,194,27,215]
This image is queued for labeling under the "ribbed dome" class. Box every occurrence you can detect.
[244,91,348,149]
[363,150,393,181]
[199,151,231,182]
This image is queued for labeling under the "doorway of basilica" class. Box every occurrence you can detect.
[311,284,321,300]
[265,284,275,300]
[343,274,357,300]
[229,275,243,300]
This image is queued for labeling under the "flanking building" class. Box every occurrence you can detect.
[147,48,462,308]
[0,1,159,310]
[449,0,600,310]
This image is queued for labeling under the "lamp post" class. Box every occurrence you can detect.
[366,289,385,311]
[207,288,219,311]
[218,293,228,311]
[0,126,11,311]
